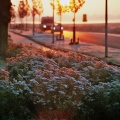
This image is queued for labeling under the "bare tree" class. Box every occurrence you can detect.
[69,0,85,44]
[0,0,11,57]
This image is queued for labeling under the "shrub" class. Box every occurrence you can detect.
[7,43,23,58]
[0,81,36,120]
[75,81,120,120]
[3,41,120,119]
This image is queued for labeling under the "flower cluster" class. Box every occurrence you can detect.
[0,39,120,119]
[0,69,9,80]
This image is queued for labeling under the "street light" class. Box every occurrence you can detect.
[105,0,108,57]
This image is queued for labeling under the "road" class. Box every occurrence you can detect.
[63,31,120,49]
[8,29,120,66]
[9,30,120,50]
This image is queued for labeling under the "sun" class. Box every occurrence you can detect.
[60,0,70,5]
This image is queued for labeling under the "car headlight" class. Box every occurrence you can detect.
[43,25,46,28]
[61,27,63,30]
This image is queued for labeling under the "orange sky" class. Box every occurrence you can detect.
[11,0,120,23]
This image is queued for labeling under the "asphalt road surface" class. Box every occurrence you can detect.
[63,31,120,49]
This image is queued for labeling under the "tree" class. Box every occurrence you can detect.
[10,5,16,20]
[0,0,11,57]
[24,0,31,30]
[55,0,69,39]
[10,5,17,29]
[32,0,43,36]
[18,0,27,33]
[50,0,55,43]
[69,0,85,44]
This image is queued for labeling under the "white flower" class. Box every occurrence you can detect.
[30,79,39,84]
[48,88,55,92]
[59,91,65,95]
[63,84,68,88]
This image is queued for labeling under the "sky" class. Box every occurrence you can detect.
[11,0,120,24]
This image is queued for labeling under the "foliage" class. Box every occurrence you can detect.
[69,0,85,13]
[7,37,23,58]
[32,0,43,16]
[1,38,120,119]
[6,47,90,111]
[10,5,16,20]
[50,0,85,15]
[75,81,120,120]
[25,0,31,15]
[54,0,69,16]
[0,81,36,120]
[18,1,27,18]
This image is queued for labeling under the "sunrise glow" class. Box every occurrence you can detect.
[11,0,120,23]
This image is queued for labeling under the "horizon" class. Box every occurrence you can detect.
[11,20,120,25]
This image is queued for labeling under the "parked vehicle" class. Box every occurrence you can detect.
[40,16,53,32]
[51,23,63,33]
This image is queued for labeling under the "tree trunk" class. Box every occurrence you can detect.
[0,23,8,57]
[60,14,62,39]
[33,15,35,36]
[0,0,11,57]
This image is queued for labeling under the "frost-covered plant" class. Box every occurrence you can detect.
[0,80,36,120]
[0,69,9,80]
[3,42,120,119]
[7,43,23,58]
[33,76,90,109]
[75,81,120,120]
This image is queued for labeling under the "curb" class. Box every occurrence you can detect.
[9,30,120,67]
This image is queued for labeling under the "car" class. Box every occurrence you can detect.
[51,23,63,33]
[40,16,53,32]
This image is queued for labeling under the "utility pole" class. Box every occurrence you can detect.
[32,7,35,36]
[105,0,108,57]
[52,0,55,43]
[25,0,27,30]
